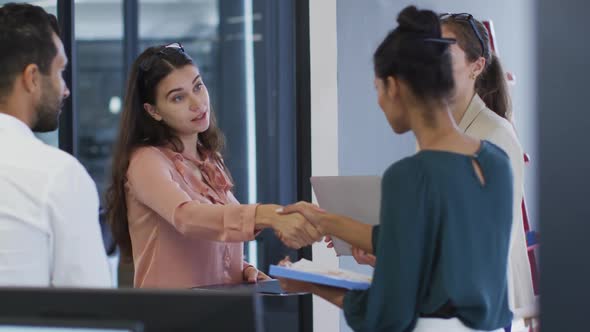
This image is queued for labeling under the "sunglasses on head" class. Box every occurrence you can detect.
[139,42,185,72]
[439,13,485,58]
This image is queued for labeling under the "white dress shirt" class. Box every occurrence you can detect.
[0,113,111,287]
[458,95,536,317]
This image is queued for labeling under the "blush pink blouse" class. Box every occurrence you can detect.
[125,145,258,288]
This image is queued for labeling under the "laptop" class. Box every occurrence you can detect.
[310,176,382,256]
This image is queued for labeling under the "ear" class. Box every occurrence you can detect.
[143,103,162,121]
[385,76,399,100]
[472,56,486,79]
[22,64,41,94]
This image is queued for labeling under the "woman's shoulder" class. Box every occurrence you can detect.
[129,145,175,169]
[477,107,517,136]
[480,140,508,157]
[383,155,428,184]
[470,104,523,156]
[130,145,160,159]
[468,95,515,136]
[479,140,512,171]
[471,103,518,140]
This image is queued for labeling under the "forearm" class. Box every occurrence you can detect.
[310,284,347,309]
[173,201,258,241]
[320,214,374,254]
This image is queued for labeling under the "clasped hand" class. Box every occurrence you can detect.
[258,201,327,249]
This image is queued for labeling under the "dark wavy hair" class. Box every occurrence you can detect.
[105,45,226,260]
[441,15,511,120]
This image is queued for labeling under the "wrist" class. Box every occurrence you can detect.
[255,204,280,230]
[316,213,333,235]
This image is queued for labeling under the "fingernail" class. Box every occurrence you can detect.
[276,208,284,213]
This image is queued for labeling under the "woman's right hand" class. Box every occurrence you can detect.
[277,201,327,231]
[276,257,314,293]
[351,247,376,267]
[255,204,323,249]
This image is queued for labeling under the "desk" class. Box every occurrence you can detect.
[194,280,310,332]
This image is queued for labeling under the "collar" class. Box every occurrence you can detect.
[457,94,487,132]
[0,113,35,139]
[157,146,234,200]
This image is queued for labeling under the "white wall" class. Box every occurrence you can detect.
[309,0,340,331]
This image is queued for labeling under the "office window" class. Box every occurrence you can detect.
[74,0,124,203]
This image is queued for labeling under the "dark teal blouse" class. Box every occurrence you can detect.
[343,141,513,332]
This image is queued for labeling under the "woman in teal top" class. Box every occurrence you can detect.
[277,6,513,332]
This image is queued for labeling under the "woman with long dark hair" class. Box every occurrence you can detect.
[106,43,320,288]
[340,11,535,324]
[277,6,512,332]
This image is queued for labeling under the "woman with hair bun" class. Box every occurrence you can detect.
[276,6,512,332]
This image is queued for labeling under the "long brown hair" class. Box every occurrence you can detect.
[442,16,511,120]
[105,45,226,261]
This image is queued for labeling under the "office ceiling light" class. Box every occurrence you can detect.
[109,96,122,114]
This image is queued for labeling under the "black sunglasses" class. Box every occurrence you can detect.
[422,37,456,45]
[139,42,185,72]
[439,13,485,58]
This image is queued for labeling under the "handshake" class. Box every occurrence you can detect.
[255,202,327,249]
[255,201,377,267]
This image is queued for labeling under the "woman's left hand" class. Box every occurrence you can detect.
[352,247,377,267]
[275,256,314,293]
[277,277,314,294]
[243,266,271,283]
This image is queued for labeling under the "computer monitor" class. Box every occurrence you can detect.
[0,287,263,332]
[0,318,142,332]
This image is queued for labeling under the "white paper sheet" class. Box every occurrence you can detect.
[310,176,381,256]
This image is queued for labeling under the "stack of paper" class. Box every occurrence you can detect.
[310,176,382,256]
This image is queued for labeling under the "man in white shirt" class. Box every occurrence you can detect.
[0,3,111,287]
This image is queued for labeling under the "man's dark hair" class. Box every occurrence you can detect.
[0,3,60,101]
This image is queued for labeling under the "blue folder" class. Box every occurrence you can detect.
[269,265,371,290]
